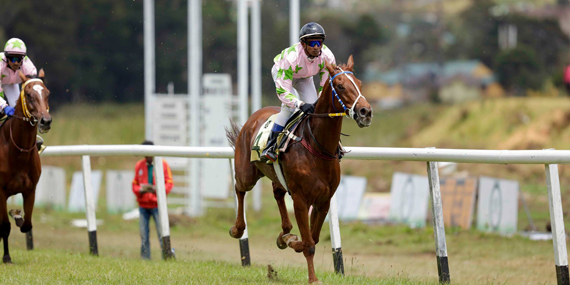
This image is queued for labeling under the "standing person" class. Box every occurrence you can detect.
[564,64,570,94]
[261,22,336,163]
[131,140,174,260]
[0,38,45,153]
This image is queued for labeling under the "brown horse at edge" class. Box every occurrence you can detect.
[0,69,51,263]
[226,56,372,283]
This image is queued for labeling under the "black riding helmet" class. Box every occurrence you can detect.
[299,22,326,42]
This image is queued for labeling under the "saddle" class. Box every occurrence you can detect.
[251,111,347,162]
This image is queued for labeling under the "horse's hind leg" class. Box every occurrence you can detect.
[0,193,12,263]
[19,191,35,233]
[273,182,293,250]
[229,155,262,239]
[8,209,23,228]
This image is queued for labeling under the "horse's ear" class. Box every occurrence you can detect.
[325,60,335,75]
[38,68,45,79]
[347,55,354,70]
[18,71,28,83]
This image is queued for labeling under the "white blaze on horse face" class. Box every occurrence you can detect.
[32,85,44,99]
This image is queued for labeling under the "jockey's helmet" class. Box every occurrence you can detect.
[299,22,326,41]
[4,38,27,56]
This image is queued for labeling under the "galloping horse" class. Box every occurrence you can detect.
[226,56,372,283]
[0,69,51,263]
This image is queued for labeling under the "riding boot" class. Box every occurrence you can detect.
[261,131,280,163]
[36,135,46,154]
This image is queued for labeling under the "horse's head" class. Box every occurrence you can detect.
[324,55,372,128]
[17,69,52,133]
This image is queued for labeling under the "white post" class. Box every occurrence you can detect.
[143,0,156,140]
[154,157,174,259]
[427,160,450,283]
[328,193,344,274]
[81,155,98,256]
[238,0,249,125]
[545,161,570,284]
[188,0,203,217]
[289,0,299,46]
[251,0,262,112]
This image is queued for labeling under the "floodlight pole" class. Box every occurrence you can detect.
[143,0,156,140]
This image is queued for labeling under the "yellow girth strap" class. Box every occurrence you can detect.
[19,78,43,119]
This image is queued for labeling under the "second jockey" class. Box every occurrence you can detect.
[1,38,45,153]
[261,22,336,163]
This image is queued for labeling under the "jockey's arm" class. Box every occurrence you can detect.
[317,52,336,97]
[274,62,302,109]
[21,56,37,77]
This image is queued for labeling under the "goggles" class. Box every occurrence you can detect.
[306,39,323,48]
[7,55,24,63]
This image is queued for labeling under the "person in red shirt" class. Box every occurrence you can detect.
[132,140,174,260]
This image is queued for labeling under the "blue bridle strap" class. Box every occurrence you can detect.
[328,71,353,113]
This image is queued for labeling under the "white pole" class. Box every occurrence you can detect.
[238,0,249,125]
[427,160,450,283]
[143,0,156,140]
[250,0,262,212]
[154,156,175,259]
[290,0,299,46]
[328,193,344,274]
[188,0,203,217]
[251,0,262,112]
[81,155,98,255]
[544,161,569,284]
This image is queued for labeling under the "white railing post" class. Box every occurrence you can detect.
[545,160,569,285]
[427,159,450,284]
[154,156,174,260]
[328,193,344,274]
[81,155,98,256]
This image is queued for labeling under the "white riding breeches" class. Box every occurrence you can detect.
[271,65,318,126]
[1,84,20,108]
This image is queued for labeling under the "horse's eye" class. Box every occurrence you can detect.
[337,84,345,90]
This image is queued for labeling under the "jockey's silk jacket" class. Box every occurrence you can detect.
[132,159,174,209]
[273,42,336,108]
[0,52,37,108]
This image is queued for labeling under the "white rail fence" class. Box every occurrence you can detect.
[42,145,570,284]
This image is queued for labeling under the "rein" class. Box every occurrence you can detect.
[298,116,338,161]
[9,123,36,153]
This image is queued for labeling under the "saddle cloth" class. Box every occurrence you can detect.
[250,111,305,162]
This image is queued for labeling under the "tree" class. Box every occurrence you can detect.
[494,45,543,95]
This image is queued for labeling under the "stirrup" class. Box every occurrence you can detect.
[38,145,46,155]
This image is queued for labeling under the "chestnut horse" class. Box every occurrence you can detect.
[226,56,372,283]
[0,69,51,263]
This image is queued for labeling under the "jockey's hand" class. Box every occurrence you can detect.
[4,106,14,117]
[300,102,315,114]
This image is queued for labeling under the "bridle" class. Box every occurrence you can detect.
[11,78,46,126]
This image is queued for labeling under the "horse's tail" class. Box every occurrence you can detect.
[225,119,241,150]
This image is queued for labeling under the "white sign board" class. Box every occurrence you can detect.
[477,176,519,235]
[389,172,430,228]
[106,170,136,213]
[152,96,188,147]
[332,176,367,221]
[68,171,102,212]
[200,74,232,199]
[36,166,67,210]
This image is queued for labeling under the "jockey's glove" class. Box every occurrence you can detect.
[300,102,315,114]
[4,106,14,117]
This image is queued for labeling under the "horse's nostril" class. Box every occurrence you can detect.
[359,107,368,117]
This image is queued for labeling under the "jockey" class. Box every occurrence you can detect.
[0,38,45,153]
[261,22,336,163]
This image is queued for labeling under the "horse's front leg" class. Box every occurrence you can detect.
[289,194,319,283]
[0,192,12,263]
[310,201,330,245]
[273,182,293,250]
[20,190,35,233]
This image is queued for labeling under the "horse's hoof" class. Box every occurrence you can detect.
[281,233,298,246]
[276,235,287,250]
[20,224,32,233]
[3,256,11,264]
[229,226,243,239]
[8,210,23,227]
